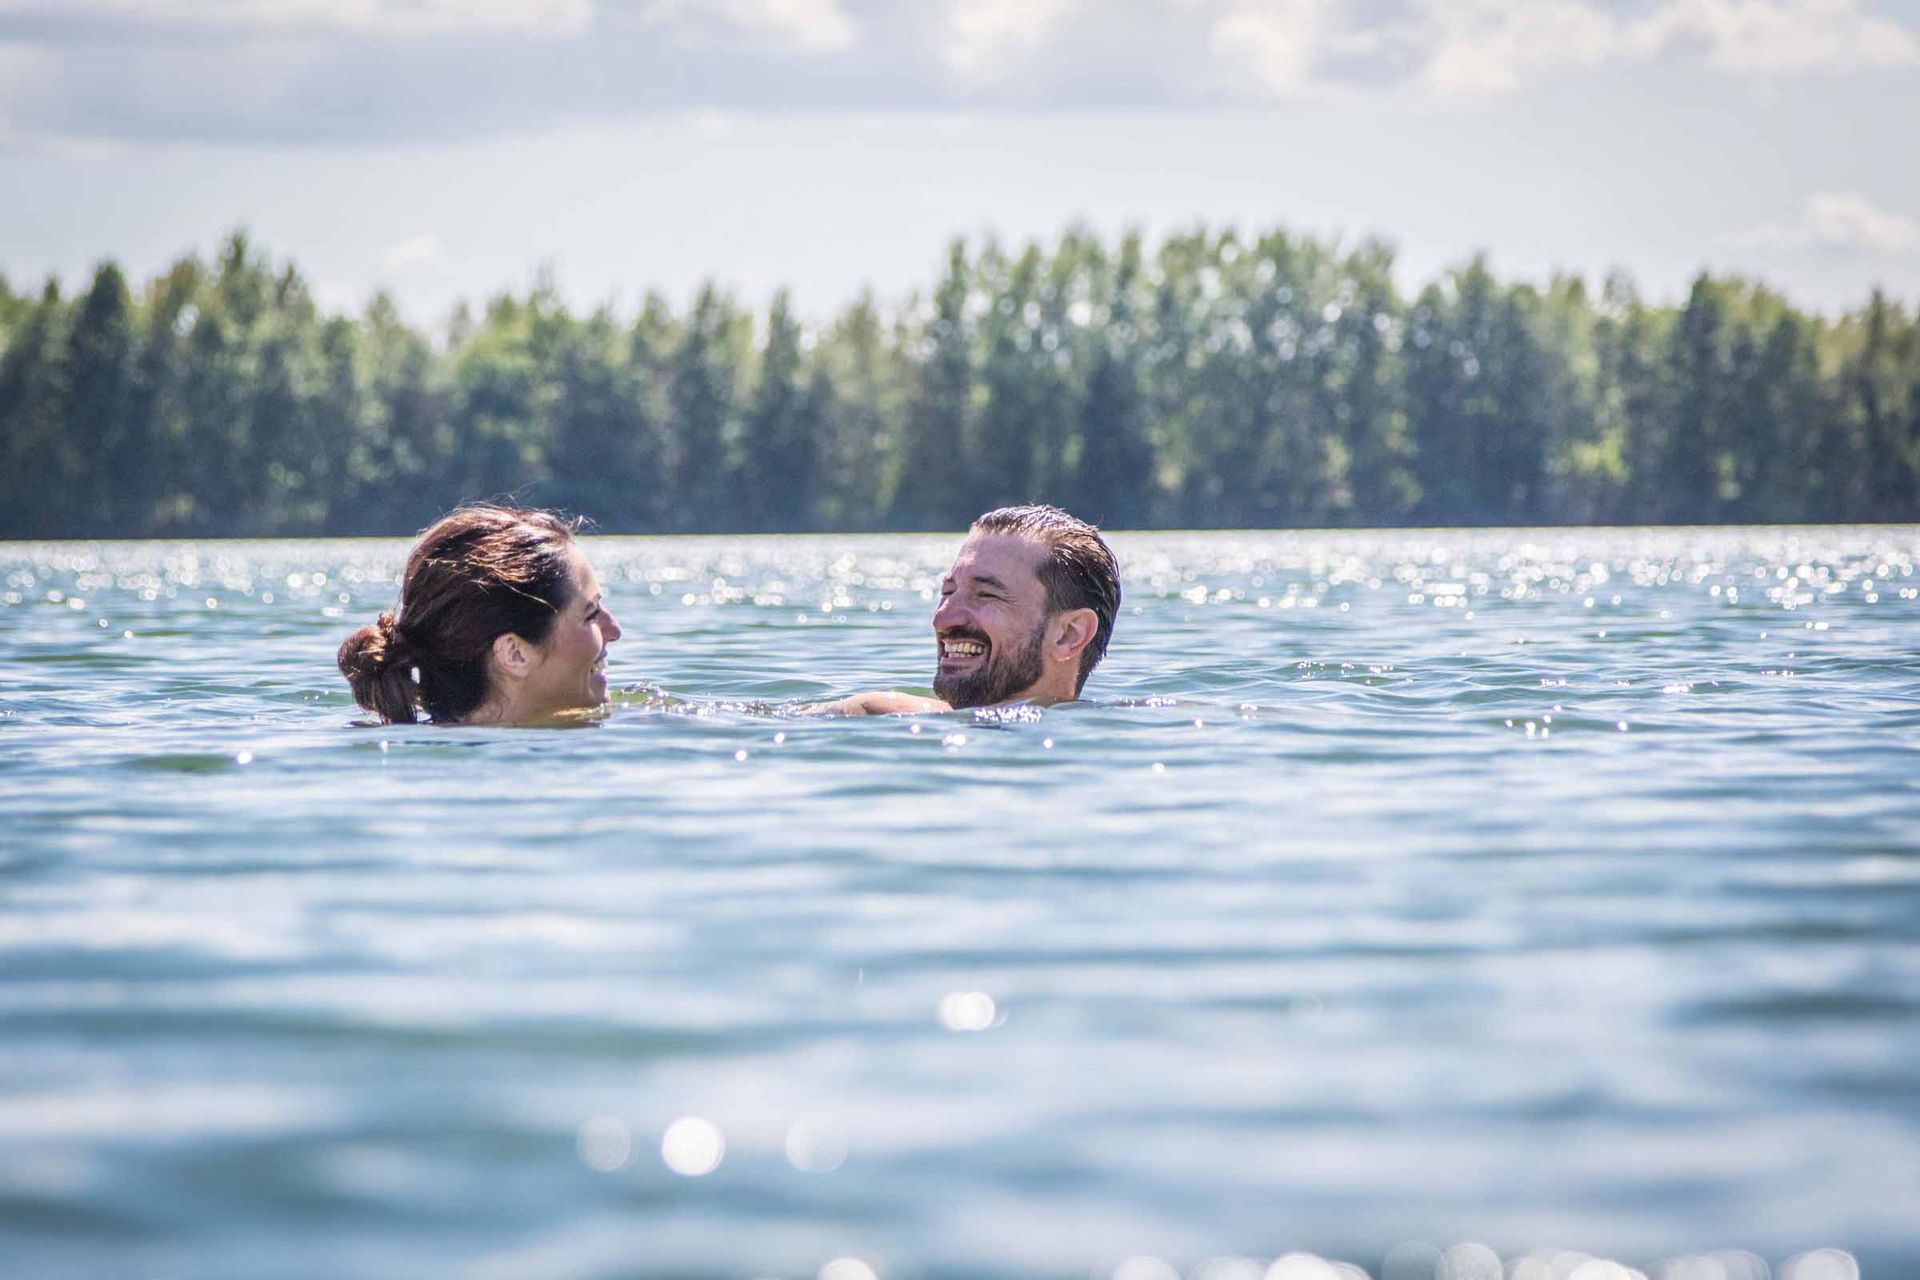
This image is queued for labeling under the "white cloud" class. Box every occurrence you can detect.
[1632,0,1920,72]
[1211,0,1340,95]
[942,0,1076,80]
[1215,0,1623,98]
[0,0,598,35]
[0,0,1914,149]
[1212,0,1920,99]
[1729,192,1920,255]
[1419,0,1621,97]
[645,0,861,55]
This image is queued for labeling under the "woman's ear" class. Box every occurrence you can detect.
[1049,608,1097,665]
[491,632,533,681]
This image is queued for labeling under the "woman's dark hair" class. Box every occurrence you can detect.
[338,505,582,724]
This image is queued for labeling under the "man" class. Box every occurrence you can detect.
[819,504,1121,715]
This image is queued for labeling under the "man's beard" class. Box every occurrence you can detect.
[934,622,1046,709]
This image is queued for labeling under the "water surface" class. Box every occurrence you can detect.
[3,527,1918,1280]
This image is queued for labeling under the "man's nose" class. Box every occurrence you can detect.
[932,592,965,629]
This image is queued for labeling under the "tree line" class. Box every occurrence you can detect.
[2,228,1917,539]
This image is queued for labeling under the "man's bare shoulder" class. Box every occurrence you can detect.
[802,691,953,717]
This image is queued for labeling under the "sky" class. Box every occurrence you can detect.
[2,0,1918,324]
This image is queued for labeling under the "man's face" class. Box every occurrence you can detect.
[931,532,1050,709]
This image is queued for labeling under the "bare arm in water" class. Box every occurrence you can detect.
[804,691,951,716]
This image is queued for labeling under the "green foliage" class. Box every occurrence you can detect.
[66,264,137,535]
[740,291,815,531]
[1,227,1916,538]
[667,284,748,531]
[893,241,976,531]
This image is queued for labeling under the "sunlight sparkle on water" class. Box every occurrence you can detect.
[1655,1259,1731,1280]
[937,991,996,1032]
[1111,1258,1181,1280]
[576,1116,633,1172]
[660,1116,724,1176]
[1566,1261,1643,1280]
[1442,1241,1504,1280]
[1782,1250,1859,1280]
[1191,1257,1266,1280]
[784,1117,849,1174]
[4,528,1918,1278]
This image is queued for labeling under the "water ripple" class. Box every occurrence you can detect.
[2,527,1918,1278]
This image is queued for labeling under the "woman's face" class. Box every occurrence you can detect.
[519,545,622,719]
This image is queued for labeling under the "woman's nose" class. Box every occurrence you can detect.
[602,609,623,643]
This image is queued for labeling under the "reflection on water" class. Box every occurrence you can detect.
[2,528,1918,1280]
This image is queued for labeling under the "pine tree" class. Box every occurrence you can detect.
[1075,234,1155,528]
[549,308,654,529]
[667,284,745,530]
[66,264,138,534]
[0,282,70,537]
[739,291,816,531]
[892,242,975,530]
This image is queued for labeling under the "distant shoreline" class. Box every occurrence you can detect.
[5,226,1916,542]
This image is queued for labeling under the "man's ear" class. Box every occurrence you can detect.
[1048,608,1097,665]
[491,632,533,681]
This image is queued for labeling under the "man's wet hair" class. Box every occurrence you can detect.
[971,504,1121,694]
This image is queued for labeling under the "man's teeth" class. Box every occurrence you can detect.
[942,639,986,658]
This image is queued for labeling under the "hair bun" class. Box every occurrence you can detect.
[338,611,408,682]
[376,611,407,655]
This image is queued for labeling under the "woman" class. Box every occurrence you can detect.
[338,505,622,726]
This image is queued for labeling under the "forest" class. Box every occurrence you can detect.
[2,227,1917,538]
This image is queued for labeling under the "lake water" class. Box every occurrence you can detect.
[2,527,1917,1280]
